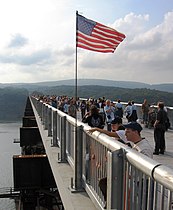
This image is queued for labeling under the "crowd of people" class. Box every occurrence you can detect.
[81,97,169,207]
[35,94,171,207]
[36,94,170,157]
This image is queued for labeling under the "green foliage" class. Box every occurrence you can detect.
[41,85,173,106]
[1,84,172,123]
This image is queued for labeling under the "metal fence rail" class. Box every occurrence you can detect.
[0,187,20,198]
[31,96,173,210]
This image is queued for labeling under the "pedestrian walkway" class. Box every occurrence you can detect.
[32,98,173,210]
[142,126,173,169]
[78,111,173,169]
[121,116,173,169]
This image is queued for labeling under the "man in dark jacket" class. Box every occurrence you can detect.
[153,102,168,155]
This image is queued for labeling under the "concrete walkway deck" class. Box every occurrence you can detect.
[78,111,173,170]
[33,109,99,210]
[141,126,173,169]
[32,105,173,210]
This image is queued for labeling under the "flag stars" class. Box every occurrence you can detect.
[78,15,95,36]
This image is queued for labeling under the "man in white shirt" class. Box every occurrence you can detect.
[124,122,153,158]
[124,122,154,210]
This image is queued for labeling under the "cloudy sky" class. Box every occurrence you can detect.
[0,0,173,84]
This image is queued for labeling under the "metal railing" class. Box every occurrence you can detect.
[31,96,173,210]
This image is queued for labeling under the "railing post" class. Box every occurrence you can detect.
[44,105,48,130]
[35,99,41,118]
[40,103,44,123]
[57,114,61,143]
[38,100,42,117]
[58,116,67,162]
[107,149,124,210]
[52,109,58,146]
[42,104,46,127]
[71,125,83,192]
[48,107,52,137]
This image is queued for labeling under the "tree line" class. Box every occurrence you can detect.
[1,84,173,122]
[37,85,173,107]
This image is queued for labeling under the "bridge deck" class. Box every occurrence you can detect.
[78,108,173,170]
[33,110,98,210]
[141,126,173,169]
[34,107,173,210]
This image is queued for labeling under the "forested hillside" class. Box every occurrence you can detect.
[0,87,28,122]
[0,84,173,122]
[35,85,173,107]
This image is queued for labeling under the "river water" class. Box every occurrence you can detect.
[0,122,21,210]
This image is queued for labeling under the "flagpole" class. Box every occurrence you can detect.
[75,11,78,141]
[75,10,78,108]
[73,10,78,191]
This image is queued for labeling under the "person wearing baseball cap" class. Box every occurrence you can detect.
[124,121,143,133]
[88,116,128,144]
[124,122,153,158]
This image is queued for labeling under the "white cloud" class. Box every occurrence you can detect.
[0,0,173,84]
[77,11,173,84]
[114,12,150,35]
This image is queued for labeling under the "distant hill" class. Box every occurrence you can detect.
[1,79,173,93]
[0,87,28,122]
[151,83,173,93]
[33,85,173,107]
[0,80,173,122]
[34,79,150,89]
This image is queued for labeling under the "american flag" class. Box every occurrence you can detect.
[76,14,126,53]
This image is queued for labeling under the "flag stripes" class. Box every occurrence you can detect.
[77,14,125,53]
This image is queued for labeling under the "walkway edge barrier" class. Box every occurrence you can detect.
[58,116,67,163]
[30,96,173,210]
[71,125,84,192]
[107,149,124,210]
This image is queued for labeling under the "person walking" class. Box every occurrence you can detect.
[141,99,150,127]
[80,100,87,119]
[124,101,132,122]
[131,101,138,122]
[104,100,115,131]
[153,102,168,155]
[115,99,123,118]
[68,99,77,118]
